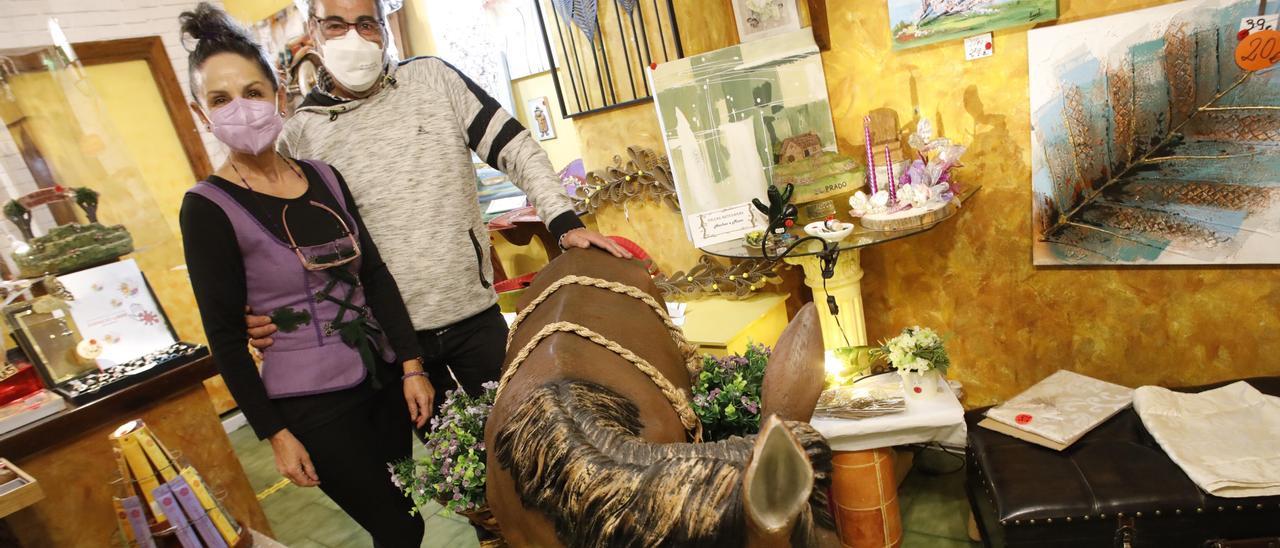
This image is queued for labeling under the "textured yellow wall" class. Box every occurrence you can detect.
[573,0,1280,405]
[511,72,584,170]
[835,0,1280,405]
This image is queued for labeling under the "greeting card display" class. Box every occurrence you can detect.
[56,259,177,367]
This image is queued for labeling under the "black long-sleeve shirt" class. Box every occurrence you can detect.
[180,159,422,440]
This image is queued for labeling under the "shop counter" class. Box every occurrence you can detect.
[0,355,270,547]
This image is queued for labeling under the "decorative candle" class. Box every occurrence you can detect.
[864,116,877,194]
[885,146,896,204]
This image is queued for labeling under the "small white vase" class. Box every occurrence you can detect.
[902,369,941,400]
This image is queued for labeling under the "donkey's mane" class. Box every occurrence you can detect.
[494,380,834,548]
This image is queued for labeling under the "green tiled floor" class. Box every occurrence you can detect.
[228,424,478,548]
[899,449,981,548]
[230,423,976,548]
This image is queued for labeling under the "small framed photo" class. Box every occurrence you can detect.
[731,0,802,42]
[526,96,556,141]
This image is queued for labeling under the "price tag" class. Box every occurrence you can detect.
[1235,29,1280,71]
[965,33,994,61]
[1240,14,1279,33]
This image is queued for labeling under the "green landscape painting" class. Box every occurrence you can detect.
[889,0,1058,50]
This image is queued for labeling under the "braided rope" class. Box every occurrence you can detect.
[498,320,703,442]
[506,275,701,376]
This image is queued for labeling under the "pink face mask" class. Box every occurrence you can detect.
[208,98,284,154]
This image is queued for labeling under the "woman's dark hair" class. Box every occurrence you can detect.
[179,2,278,103]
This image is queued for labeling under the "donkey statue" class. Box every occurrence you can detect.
[485,247,838,547]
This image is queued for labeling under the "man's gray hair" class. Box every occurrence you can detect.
[294,0,402,19]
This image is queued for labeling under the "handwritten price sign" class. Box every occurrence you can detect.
[1240,14,1279,33]
[1235,29,1280,71]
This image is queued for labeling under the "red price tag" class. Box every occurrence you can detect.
[1235,29,1280,71]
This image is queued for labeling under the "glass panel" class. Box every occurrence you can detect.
[0,19,204,358]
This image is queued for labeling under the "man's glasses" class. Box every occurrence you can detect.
[312,16,384,40]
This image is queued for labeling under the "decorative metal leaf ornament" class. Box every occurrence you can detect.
[653,255,783,301]
[572,146,680,214]
[616,0,637,14]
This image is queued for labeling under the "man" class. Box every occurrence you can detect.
[247,0,629,416]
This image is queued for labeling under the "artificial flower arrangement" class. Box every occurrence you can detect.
[849,118,964,217]
[878,326,950,374]
[877,326,951,397]
[692,343,769,441]
[391,381,497,517]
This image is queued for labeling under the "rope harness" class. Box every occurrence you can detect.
[497,275,704,442]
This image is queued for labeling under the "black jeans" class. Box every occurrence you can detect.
[292,382,424,548]
[416,304,508,427]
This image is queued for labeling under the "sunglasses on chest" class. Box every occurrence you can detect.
[230,158,362,271]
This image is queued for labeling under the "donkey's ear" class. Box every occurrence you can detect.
[761,303,825,422]
[743,415,814,545]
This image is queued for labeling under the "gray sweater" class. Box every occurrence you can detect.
[279,57,581,330]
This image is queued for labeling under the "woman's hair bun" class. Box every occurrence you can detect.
[178,2,279,101]
[179,2,243,44]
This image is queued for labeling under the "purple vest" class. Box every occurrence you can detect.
[187,159,393,398]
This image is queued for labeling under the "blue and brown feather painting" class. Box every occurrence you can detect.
[1029,0,1280,265]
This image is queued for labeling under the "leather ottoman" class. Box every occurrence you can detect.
[966,377,1280,547]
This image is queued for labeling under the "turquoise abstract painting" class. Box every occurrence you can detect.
[1029,0,1280,265]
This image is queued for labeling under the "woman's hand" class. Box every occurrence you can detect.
[269,429,319,487]
[403,360,434,429]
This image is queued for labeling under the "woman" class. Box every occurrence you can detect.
[177,4,429,546]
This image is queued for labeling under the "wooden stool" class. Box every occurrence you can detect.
[829,448,903,548]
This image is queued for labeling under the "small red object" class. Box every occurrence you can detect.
[54,185,64,193]
[1239,29,1251,41]
[913,386,922,394]
[825,215,836,221]
[784,219,794,228]
[985,42,993,50]
[650,62,657,70]
[1016,413,1033,425]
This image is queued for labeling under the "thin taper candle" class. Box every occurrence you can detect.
[885,146,896,204]
[864,116,877,194]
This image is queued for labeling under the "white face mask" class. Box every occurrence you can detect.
[321,29,385,93]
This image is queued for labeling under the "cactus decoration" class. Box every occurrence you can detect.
[74,187,100,224]
[751,183,798,231]
[4,185,133,278]
[3,201,33,241]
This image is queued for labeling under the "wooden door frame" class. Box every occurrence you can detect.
[72,36,213,180]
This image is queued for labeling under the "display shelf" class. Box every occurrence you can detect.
[700,186,981,260]
[0,353,216,460]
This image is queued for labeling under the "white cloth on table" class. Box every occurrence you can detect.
[1134,382,1280,498]
[811,373,967,452]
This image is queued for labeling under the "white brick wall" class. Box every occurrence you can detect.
[0,0,231,257]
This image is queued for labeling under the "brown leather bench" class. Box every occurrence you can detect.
[965,377,1280,547]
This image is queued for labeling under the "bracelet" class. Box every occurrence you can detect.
[558,227,585,250]
[402,370,428,381]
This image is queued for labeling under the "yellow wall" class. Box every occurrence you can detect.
[568,0,1280,405]
[511,72,583,170]
[82,62,205,345]
[222,0,292,24]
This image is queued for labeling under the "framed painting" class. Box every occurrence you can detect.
[889,0,1058,50]
[1030,0,1280,265]
[651,29,837,247]
[731,0,802,42]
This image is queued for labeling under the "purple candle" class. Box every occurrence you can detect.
[885,146,896,204]
[864,116,877,194]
